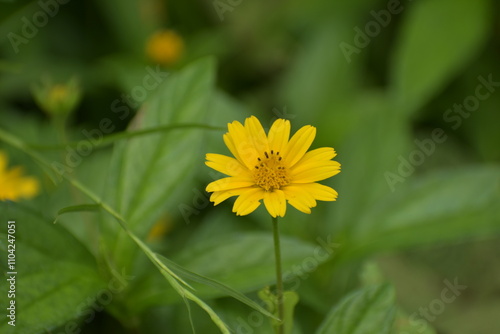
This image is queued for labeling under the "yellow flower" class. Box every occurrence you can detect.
[0,151,40,201]
[205,116,341,217]
[146,29,184,66]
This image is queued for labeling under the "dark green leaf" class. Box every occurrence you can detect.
[0,203,105,334]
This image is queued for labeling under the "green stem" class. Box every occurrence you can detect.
[272,216,284,334]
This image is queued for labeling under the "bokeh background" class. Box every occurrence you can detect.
[0,0,499,333]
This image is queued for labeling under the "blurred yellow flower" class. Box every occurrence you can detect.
[146,29,184,66]
[147,215,173,242]
[205,116,341,218]
[0,151,39,201]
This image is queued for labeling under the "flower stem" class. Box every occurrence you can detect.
[272,216,284,334]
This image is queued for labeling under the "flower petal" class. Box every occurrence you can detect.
[206,176,254,192]
[232,188,265,216]
[226,120,259,169]
[292,147,336,170]
[282,185,316,214]
[292,183,338,201]
[268,119,290,155]
[287,198,312,214]
[263,189,286,218]
[291,161,341,183]
[282,183,336,213]
[210,187,250,206]
[244,116,269,158]
[205,153,248,177]
[283,125,316,167]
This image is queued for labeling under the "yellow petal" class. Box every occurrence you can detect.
[291,162,341,183]
[223,133,244,165]
[226,121,259,169]
[268,119,290,155]
[287,198,312,214]
[292,147,336,171]
[282,185,317,211]
[263,190,286,218]
[283,125,316,167]
[205,153,248,177]
[244,116,269,158]
[232,188,265,216]
[206,176,254,192]
[210,187,250,205]
[293,183,338,201]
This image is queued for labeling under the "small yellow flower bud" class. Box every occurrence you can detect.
[32,77,82,118]
[146,29,184,66]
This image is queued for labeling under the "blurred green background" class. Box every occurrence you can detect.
[0,0,499,333]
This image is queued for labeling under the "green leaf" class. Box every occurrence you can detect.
[316,284,396,334]
[127,232,326,314]
[159,255,279,321]
[174,232,323,294]
[103,58,216,267]
[258,287,299,334]
[0,203,105,334]
[27,123,223,151]
[348,166,500,258]
[324,93,410,237]
[0,124,232,333]
[390,0,491,115]
[54,204,101,223]
[125,233,231,334]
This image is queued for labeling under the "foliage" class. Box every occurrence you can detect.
[0,0,499,333]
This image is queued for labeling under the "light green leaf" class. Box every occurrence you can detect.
[348,166,500,258]
[316,284,396,334]
[103,58,216,267]
[0,203,106,334]
[390,0,491,115]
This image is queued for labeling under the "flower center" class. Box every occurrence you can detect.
[253,150,290,191]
